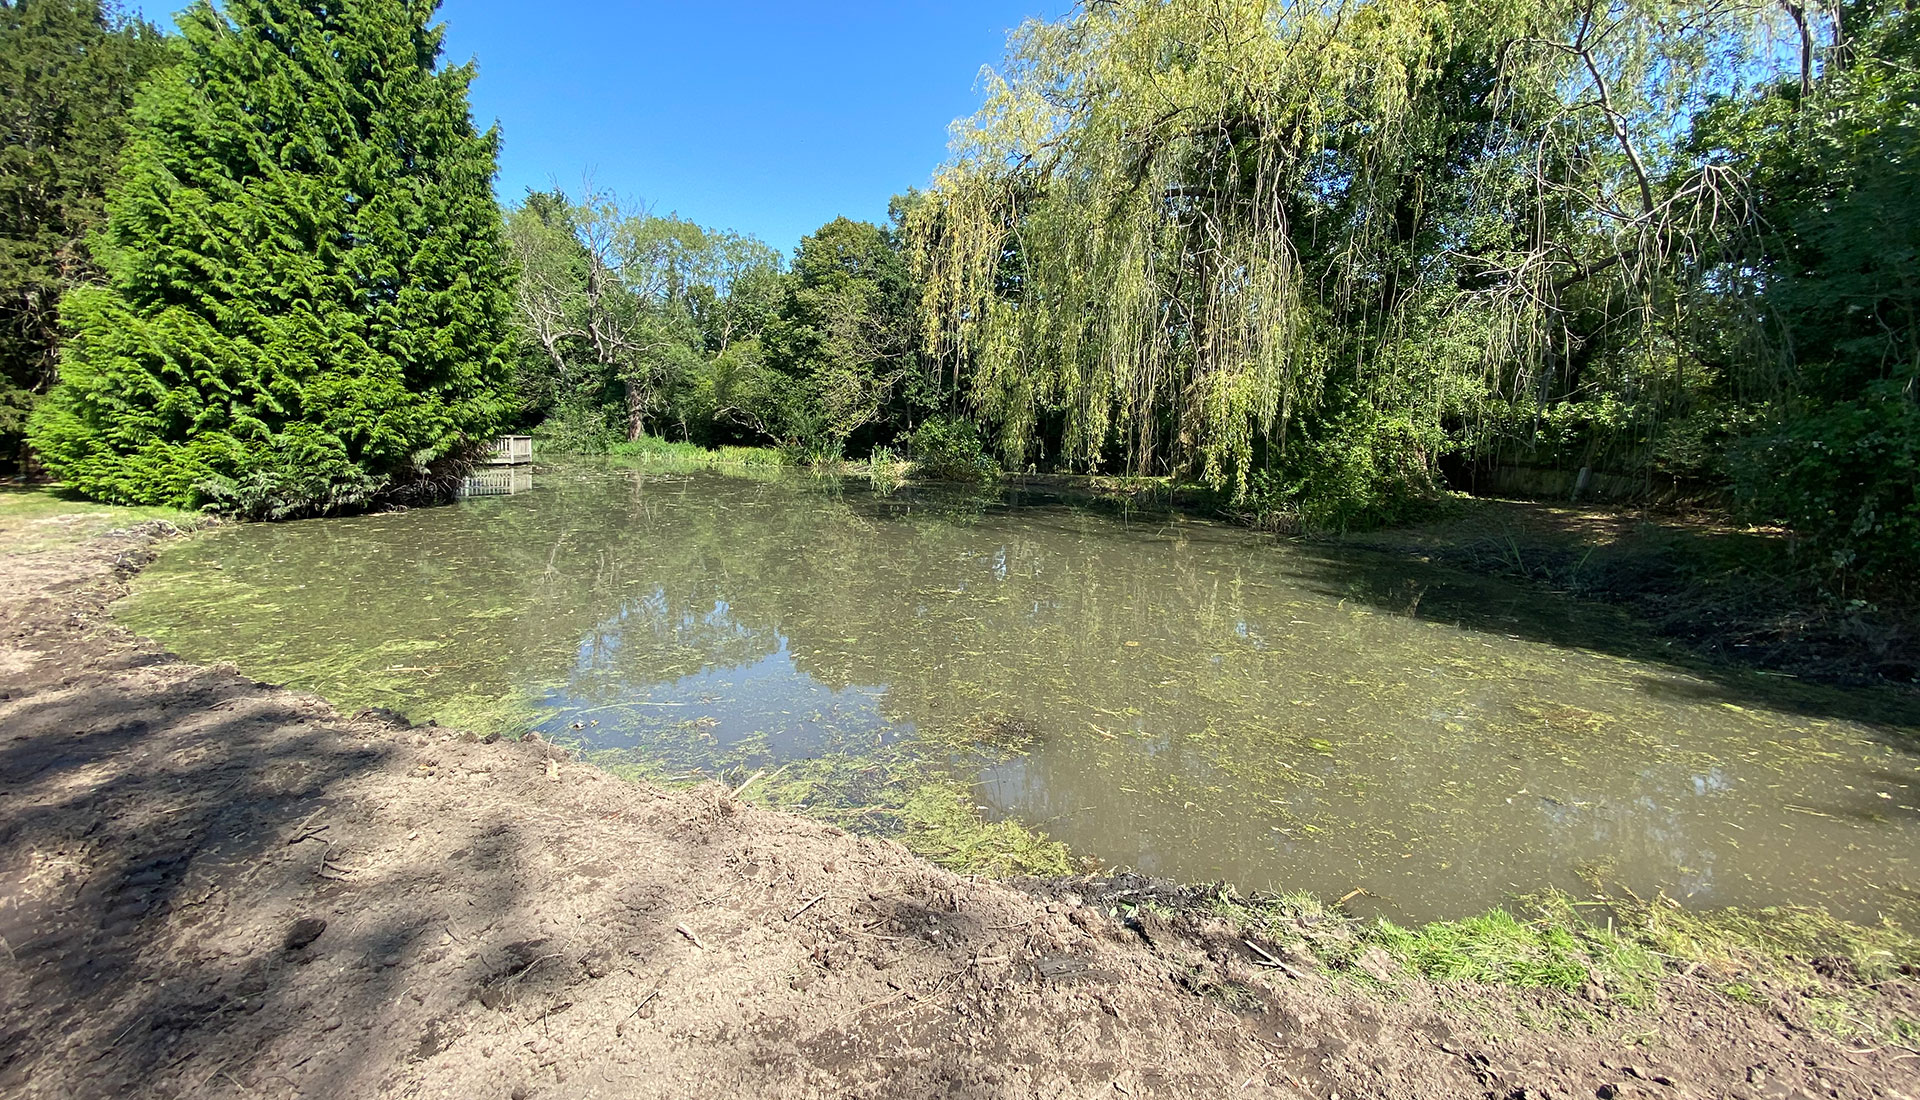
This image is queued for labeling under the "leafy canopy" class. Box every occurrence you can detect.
[909,0,1806,519]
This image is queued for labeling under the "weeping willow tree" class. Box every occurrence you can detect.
[910,0,1810,526]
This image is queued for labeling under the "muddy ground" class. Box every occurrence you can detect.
[1,519,1917,1099]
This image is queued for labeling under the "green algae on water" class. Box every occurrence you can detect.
[116,462,1920,925]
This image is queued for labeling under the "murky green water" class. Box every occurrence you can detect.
[119,462,1920,924]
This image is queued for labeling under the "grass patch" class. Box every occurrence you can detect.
[1129,880,1915,1024]
[1370,897,1663,1006]
[602,436,787,470]
[0,485,205,553]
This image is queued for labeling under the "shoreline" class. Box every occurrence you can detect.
[1,509,1917,1097]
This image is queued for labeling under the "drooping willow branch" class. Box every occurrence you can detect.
[910,0,1806,492]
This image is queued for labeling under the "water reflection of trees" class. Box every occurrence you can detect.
[124,464,1920,924]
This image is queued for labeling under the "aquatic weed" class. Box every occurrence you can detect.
[896,783,1074,877]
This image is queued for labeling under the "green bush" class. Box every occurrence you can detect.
[192,424,381,520]
[907,416,997,481]
[26,0,513,516]
[532,399,627,455]
[1246,406,1442,532]
[1733,382,1920,586]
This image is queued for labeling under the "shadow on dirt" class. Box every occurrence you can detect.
[0,643,591,1098]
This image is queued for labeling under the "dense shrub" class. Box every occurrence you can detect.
[1733,384,1920,586]
[907,416,997,481]
[532,399,628,455]
[1246,407,1443,533]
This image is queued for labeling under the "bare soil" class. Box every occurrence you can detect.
[2,522,1917,1099]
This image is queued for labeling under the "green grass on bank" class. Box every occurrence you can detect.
[0,485,204,554]
[1182,881,1919,1038]
[602,436,787,469]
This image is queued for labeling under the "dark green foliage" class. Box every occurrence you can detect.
[1733,385,1919,581]
[906,415,995,481]
[28,0,513,515]
[1695,0,1920,583]
[1718,0,1919,394]
[0,0,168,469]
[766,215,924,452]
[1249,402,1444,533]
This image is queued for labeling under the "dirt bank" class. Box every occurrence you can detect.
[1,519,1916,1099]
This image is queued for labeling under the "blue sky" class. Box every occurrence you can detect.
[127,1,1069,253]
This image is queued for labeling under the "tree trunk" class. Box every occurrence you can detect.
[626,380,647,441]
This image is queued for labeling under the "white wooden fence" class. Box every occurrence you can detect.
[485,435,534,466]
[460,468,533,498]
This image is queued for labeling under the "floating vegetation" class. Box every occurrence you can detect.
[895,783,1074,878]
[117,463,1920,926]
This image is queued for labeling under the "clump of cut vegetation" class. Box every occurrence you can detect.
[1623,894,1919,984]
[576,729,1074,880]
[894,783,1074,877]
[738,755,1075,878]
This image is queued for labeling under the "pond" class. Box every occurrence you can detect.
[118,461,1920,925]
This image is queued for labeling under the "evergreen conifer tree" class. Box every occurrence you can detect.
[28,0,513,515]
[0,0,168,469]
